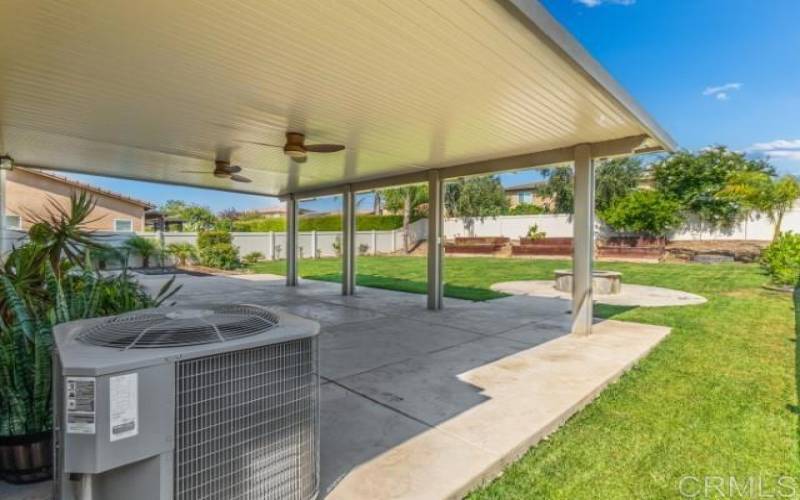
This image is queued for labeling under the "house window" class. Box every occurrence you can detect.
[4,214,21,229]
[114,219,133,232]
[517,192,533,204]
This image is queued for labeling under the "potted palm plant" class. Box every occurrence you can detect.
[0,194,181,484]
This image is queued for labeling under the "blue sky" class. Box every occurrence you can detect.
[67,0,800,213]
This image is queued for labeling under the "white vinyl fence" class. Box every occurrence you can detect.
[443,209,800,242]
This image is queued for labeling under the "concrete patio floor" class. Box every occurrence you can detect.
[2,272,670,500]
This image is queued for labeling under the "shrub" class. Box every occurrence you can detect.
[600,190,683,237]
[197,230,232,249]
[123,235,160,268]
[167,242,197,267]
[760,232,800,286]
[242,251,265,265]
[200,243,240,270]
[508,203,546,215]
[332,237,342,256]
[231,214,408,232]
[358,243,370,256]
[527,224,546,240]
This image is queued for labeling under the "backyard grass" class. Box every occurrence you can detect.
[248,256,798,498]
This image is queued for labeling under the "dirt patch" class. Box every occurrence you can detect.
[665,240,768,263]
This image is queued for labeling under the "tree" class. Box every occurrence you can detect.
[652,147,774,229]
[595,157,644,212]
[159,199,216,231]
[537,167,574,213]
[445,176,508,235]
[382,185,428,252]
[720,171,800,240]
[166,242,197,267]
[600,190,683,237]
[123,235,159,268]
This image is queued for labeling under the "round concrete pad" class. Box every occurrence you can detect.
[491,280,706,307]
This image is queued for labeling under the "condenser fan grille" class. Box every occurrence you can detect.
[77,304,279,349]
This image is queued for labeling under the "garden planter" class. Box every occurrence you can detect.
[0,431,52,484]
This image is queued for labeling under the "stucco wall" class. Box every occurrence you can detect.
[5,169,147,232]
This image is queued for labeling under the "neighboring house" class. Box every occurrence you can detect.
[5,167,154,232]
[256,204,317,218]
[504,181,552,209]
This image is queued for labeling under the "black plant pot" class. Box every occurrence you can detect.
[0,431,52,484]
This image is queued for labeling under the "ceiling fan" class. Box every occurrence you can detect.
[241,132,345,162]
[182,160,251,183]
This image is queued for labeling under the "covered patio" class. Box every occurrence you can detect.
[154,273,669,499]
[0,0,675,498]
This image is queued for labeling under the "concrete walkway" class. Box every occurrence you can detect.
[492,280,706,307]
[2,273,670,500]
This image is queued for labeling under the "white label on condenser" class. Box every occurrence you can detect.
[65,377,96,434]
[109,372,138,442]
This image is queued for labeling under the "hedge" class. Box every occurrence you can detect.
[232,214,408,232]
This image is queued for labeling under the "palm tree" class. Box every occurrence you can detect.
[721,172,800,240]
[123,235,159,268]
[382,185,428,253]
[167,242,197,267]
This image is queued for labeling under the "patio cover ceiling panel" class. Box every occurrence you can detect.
[0,0,674,197]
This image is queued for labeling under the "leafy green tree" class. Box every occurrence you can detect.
[445,176,508,235]
[595,157,644,212]
[383,185,428,252]
[720,171,800,240]
[652,147,774,229]
[159,199,216,231]
[600,190,683,237]
[537,167,574,214]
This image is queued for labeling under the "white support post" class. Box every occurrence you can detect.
[427,170,444,310]
[286,195,298,286]
[310,230,318,259]
[391,229,397,253]
[371,230,377,255]
[342,184,356,295]
[0,167,6,261]
[572,144,594,335]
[268,231,276,260]
[0,154,12,262]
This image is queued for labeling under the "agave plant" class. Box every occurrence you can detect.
[25,192,104,276]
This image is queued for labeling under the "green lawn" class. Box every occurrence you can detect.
[249,256,798,498]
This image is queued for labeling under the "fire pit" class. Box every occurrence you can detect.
[554,270,622,295]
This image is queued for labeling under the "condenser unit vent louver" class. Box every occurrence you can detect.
[77,304,279,348]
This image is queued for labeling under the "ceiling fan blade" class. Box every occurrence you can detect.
[229,174,252,183]
[305,144,345,153]
[235,140,283,148]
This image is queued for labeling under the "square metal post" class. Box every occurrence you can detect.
[342,184,356,295]
[427,170,444,310]
[286,195,298,287]
[571,144,594,335]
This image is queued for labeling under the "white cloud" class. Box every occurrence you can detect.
[575,0,635,6]
[748,139,800,161]
[702,82,742,100]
